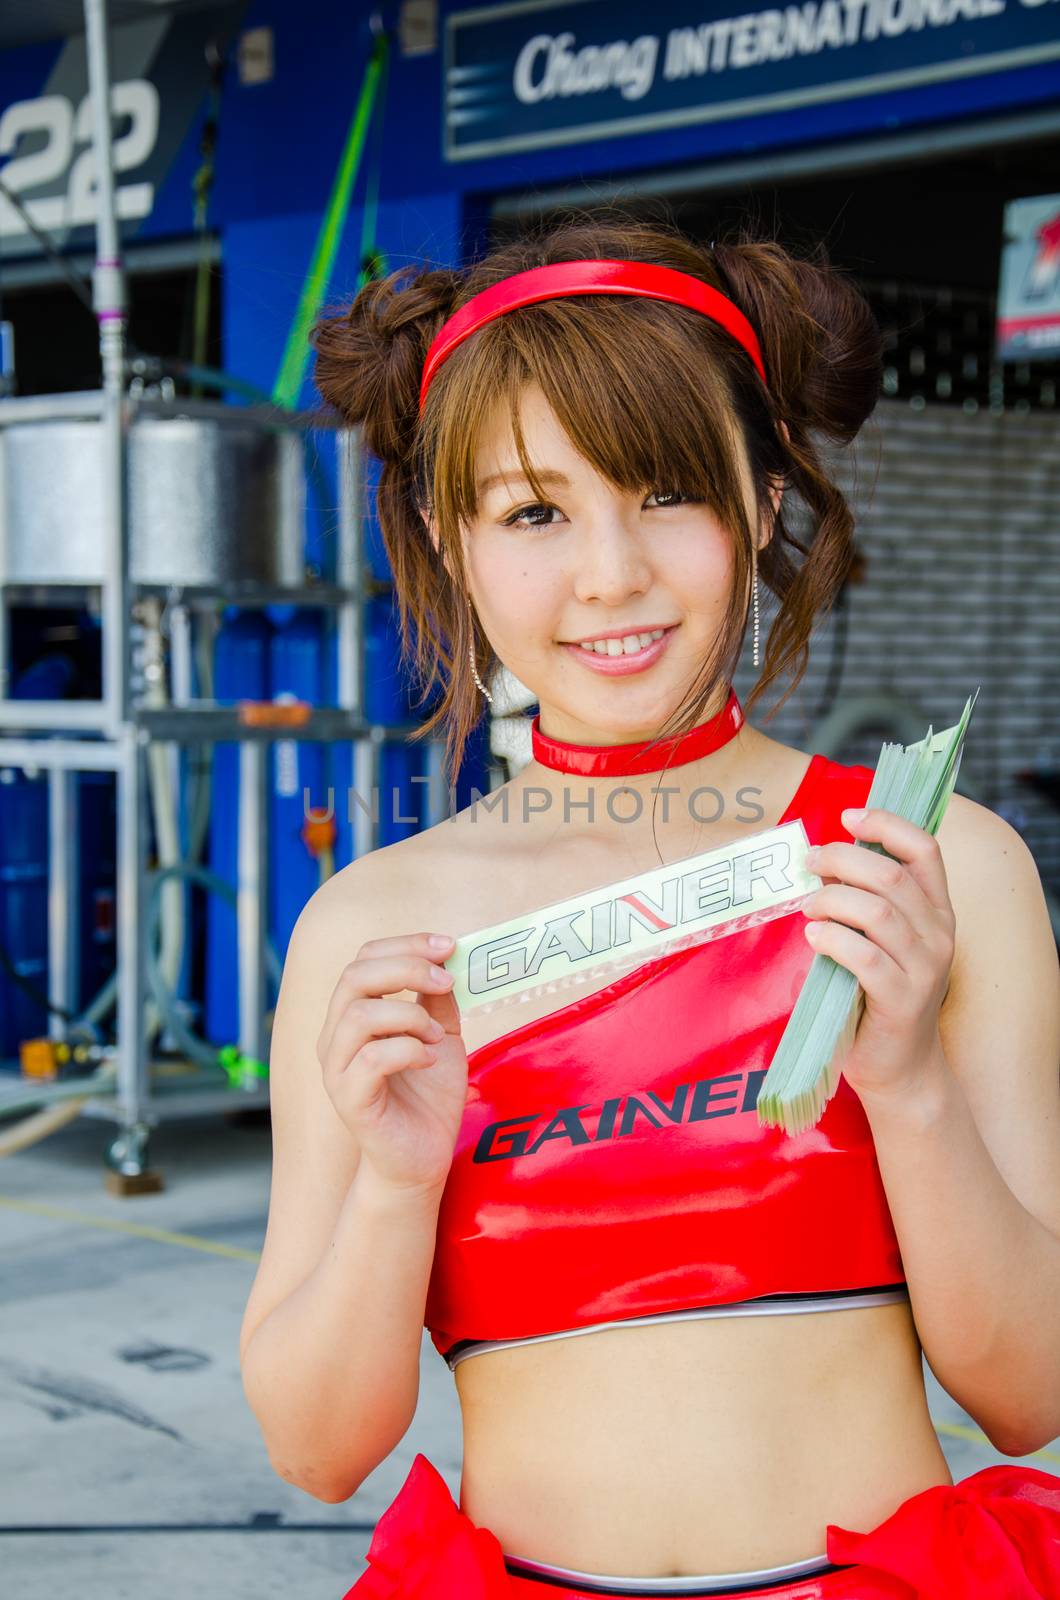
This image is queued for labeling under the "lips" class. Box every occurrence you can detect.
[562,623,678,677]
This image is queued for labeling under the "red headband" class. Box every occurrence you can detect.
[418,258,767,413]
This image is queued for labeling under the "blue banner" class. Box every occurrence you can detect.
[0,2,247,260]
[445,0,1060,161]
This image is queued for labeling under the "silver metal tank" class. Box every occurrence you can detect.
[0,412,306,589]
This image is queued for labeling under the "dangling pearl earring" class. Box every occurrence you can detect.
[467,603,493,704]
[752,564,760,669]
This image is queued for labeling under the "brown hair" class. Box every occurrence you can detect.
[311,212,883,790]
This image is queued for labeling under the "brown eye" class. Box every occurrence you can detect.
[503,502,561,528]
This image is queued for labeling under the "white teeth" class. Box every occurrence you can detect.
[578,627,667,656]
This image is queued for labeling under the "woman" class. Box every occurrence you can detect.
[238,217,1060,1598]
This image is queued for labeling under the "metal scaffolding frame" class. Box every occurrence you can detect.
[0,391,446,1144]
[0,0,447,1170]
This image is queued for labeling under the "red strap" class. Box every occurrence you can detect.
[419,258,768,411]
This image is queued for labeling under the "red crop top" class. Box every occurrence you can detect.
[424,753,907,1367]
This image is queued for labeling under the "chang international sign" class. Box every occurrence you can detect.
[444,0,1060,160]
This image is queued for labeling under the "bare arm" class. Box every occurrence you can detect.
[241,1155,444,1501]
[239,864,463,1501]
[843,797,1060,1457]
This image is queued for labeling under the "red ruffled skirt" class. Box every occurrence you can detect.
[340,1452,1060,1599]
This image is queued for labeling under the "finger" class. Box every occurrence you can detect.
[343,954,457,1007]
[327,996,448,1069]
[839,807,952,914]
[803,916,904,995]
[350,930,454,963]
[807,839,940,941]
[318,939,455,1059]
[803,882,919,974]
[337,1034,442,1117]
[413,976,462,1033]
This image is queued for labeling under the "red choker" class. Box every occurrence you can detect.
[530,687,744,778]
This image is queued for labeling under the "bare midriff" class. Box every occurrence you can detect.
[453,1300,953,1577]
[390,734,955,1578]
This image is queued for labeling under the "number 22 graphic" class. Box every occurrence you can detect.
[0,81,160,238]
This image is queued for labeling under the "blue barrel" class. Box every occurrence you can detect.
[77,772,117,1016]
[377,738,431,849]
[0,643,120,1068]
[319,616,354,871]
[11,652,76,701]
[362,456,390,585]
[0,770,48,1069]
[269,607,326,962]
[205,608,272,1044]
[364,590,414,726]
[453,711,493,815]
[0,652,77,1068]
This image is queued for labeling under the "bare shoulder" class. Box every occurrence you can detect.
[934,787,1017,861]
[300,828,434,946]
[737,728,818,815]
[933,789,1047,963]
[302,783,516,950]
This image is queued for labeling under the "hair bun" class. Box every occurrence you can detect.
[311,264,463,463]
[713,237,883,444]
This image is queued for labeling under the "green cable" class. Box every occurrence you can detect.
[272,31,389,411]
[356,30,390,292]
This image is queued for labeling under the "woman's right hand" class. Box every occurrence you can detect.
[315,932,466,1196]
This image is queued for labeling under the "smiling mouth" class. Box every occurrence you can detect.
[563,625,677,657]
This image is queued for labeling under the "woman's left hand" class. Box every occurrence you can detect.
[800,806,957,1102]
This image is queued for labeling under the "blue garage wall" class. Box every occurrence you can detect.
[1,0,1056,352]
[209,0,1059,397]
[221,192,464,410]
[215,0,1060,215]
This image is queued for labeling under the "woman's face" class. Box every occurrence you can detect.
[453,382,777,746]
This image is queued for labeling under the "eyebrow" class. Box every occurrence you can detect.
[476,468,571,498]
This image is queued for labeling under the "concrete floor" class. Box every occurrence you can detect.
[2,1108,1058,1600]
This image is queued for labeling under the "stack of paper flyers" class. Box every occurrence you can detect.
[756,688,980,1135]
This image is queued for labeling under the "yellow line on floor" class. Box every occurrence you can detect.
[4,1191,1060,1468]
[0,1192,261,1262]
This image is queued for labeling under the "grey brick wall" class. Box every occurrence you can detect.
[734,398,1060,896]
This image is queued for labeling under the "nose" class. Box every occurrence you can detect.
[570,509,653,608]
